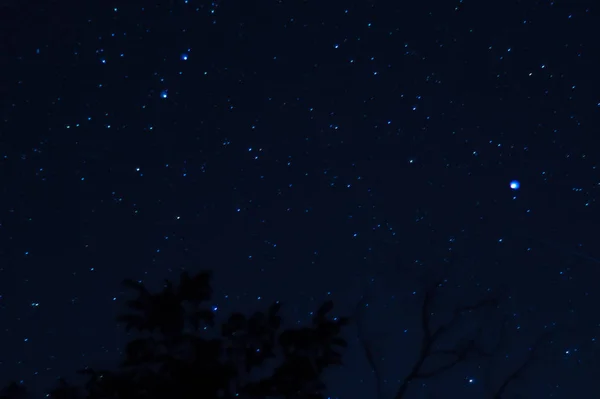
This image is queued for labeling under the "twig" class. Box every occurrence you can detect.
[394,278,498,399]
[492,331,551,398]
[354,295,385,399]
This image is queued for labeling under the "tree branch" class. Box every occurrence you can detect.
[354,295,384,399]
[394,278,498,399]
[491,331,551,398]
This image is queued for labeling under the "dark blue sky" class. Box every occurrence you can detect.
[1,0,599,397]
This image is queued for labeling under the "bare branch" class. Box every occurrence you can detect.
[431,297,499,343]
[354,295,384,399]
[394,278,499,399]
[491,331,551,398]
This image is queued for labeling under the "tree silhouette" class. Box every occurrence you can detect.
[0,382,29,399]
[354,275,554,399]
[3,270,348,399]
[1,270,554,398]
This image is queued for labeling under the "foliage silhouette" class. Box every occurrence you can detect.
[1,270,553,398]
[0,382,29,399]
[1,270,349,399]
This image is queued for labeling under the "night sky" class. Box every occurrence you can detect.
[1,0,600,397]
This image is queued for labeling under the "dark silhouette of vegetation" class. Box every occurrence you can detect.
[354,275,554,399]
[1,270,552,398]
[2,270,349,399]
[0,382,29,399]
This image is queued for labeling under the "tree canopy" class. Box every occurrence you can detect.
[1,270,552,399]
[2,271,349,399]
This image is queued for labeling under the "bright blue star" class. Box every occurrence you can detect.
[509,180,520,190]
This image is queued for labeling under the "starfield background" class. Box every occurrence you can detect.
[1,0,600,397]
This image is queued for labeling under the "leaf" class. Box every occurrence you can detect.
[316,300,334,319]
[222,312,247,337]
